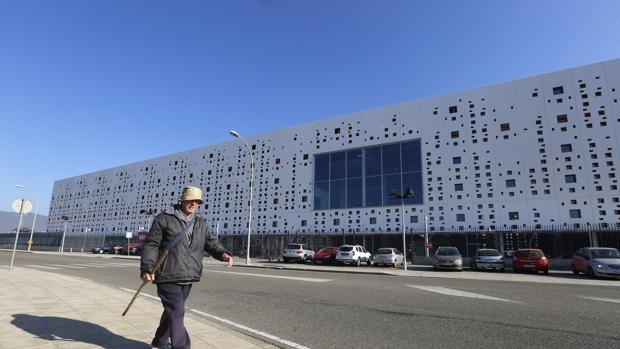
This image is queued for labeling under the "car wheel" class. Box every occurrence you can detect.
[355,259,361,267]
[513,268,519,273]
[367,259,372,266]
[572,266,579,275]
[374,263,380,267]
[543,269,549,275]
[500,268,505,273]
[432,266,438,271]
[587,267,596,278]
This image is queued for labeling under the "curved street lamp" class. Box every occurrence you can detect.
[229,130,255,265]
[388,187,415,270]
[16,184,39,252]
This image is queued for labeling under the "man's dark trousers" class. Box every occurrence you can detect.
[153,283,193,349]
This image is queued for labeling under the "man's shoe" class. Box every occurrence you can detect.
[151,343,171,349]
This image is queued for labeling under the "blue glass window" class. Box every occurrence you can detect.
[347,178,363,208]
[330,152,346,180]
[314,139,423,210]
[329,180,346,209]
[365,146,381,176]
[401,140,421,172]
[383,173,402,206]
[382,144,401,174]
[314,181,329,210]
[347,149,363,178]
[365,176,382,207]
[402,172,423,205]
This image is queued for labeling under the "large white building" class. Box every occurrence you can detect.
[48,58,620,236]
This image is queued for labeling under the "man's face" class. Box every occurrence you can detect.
[181,200,201,215]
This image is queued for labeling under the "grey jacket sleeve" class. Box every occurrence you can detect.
[140,215,163,274]
[203,223,229,261]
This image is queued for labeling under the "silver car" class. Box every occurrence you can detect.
[472,248,505,272]
[374,248,404,267]
[571,247,620,278]
[433,247,463,271]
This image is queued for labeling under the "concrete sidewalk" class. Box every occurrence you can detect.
[0,266,277,349]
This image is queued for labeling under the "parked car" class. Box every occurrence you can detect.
[512,248,548,274]
[571,247,620,279]
[120,243,142,255]
[108,244,124,254]
[472,248,505,272]
[282,243,314,263]
[373,248,404,267]
[335,245,372,266]
[432,247,463,271]
[91,243,122,254]
[91,244,108,254]
[312,247,339,264]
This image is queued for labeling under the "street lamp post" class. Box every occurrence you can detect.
[81,228,90,253]
[16,185,39,252]
[388,188,415,270]
[9,199,27,270]
[60,216,69,252]
[424,215,429,257]
[229,130,255,265]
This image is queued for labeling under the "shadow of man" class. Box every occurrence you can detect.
[11,314,150,349]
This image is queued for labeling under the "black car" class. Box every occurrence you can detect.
[92,243,122,254]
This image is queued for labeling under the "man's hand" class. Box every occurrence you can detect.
[222,253,234,267]
[141,272,155,283]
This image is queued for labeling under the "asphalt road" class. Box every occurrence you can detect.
[2,251,619,349]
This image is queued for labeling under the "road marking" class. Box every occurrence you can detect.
[206,270,331,283]
[406,285,521,303]
[576,296,620,304]
[119,287,161,301]
[117,287,310,349]
[23,265,62,270]
[105,262,137,267]
[48,264,86,269]
[189,309,311,349]
[69,263,108,268]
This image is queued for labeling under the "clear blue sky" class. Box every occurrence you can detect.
[1,0,619,217]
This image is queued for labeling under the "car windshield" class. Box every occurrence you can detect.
[437,248,459,256]
[590,249,620,258]
[339,246,353,252]
[318,248,334,253]
[376,248,393,254]
[478,250,500,256]
[286,244,302,250]
[515,250,543,257]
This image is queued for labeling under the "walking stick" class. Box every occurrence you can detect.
[122,216,196,316]
[122,250,169,316]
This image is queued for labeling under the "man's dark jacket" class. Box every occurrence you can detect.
[140,205,228,283]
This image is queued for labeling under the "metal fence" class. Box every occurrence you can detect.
[0,232,135,253]
[2,226,619,259]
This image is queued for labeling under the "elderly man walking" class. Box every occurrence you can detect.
[140,186,233,349]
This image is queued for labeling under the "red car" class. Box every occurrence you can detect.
[512,249,549,274]
[120,243,142,255]
[312,247,339,264]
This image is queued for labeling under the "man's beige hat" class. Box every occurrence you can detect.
[178,186,203,204]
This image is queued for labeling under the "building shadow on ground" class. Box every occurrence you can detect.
[11,314,150,349]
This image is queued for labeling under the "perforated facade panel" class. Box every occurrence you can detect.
[48,58,620,235]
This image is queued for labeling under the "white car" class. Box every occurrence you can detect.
[373,248,404,267]
[282,243,314,263]
[335,245,372,266]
